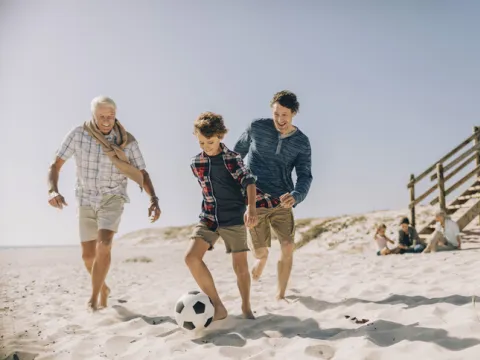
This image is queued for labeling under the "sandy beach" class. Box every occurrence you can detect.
[2,206,480,360]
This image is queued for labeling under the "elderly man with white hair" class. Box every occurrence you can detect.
[47,96,161,311]
[423,210,462,253]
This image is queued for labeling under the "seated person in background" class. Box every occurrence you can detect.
[397,217,425,253]
[423,210,461,253]
[374,224,397,255]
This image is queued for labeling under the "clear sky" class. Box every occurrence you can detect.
[1,0,479,247]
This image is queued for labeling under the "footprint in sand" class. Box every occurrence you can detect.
[304,344,336,359]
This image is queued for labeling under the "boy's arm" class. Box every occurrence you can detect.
[234,154,256,189]
[233,124,252,159]
[290,140,313,205]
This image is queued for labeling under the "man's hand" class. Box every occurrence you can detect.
[148,197,161,223]
[48,191,68,209]
[280,193,296,208]
[244,206,258,228]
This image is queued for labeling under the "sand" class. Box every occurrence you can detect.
[2,206,480,360]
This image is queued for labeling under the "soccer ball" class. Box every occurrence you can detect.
[174,291,215,331]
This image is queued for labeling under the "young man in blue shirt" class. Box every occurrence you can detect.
[234,90,313,300]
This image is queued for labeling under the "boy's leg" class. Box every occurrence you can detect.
[219,225,255,319]
[270,207,295,300]
[185,224,227,321]
[247,208,271,281]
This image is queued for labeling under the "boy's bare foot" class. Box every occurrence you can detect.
[99,286,111,309]
[213,304,228,321]
[251,258,267,281]
[276,293,289,302]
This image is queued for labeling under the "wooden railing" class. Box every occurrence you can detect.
[408,126,480,228]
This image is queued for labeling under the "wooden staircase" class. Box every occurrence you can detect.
[408,127,480,241]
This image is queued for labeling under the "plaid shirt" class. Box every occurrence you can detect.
[56,126,146,206]
[190,143,280,230]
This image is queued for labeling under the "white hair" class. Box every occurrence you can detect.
[435,209,448,219]
[91,96,117,114]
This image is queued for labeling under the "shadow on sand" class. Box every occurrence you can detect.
[192,313,480,351]
[287,293,474,311]
[112,305,176,326]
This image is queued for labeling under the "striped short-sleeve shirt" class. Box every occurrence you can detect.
[56,126,146,206]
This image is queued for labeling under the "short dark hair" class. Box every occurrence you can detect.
[194,112,228,138]
[400,217,410,225]
[270,90,300,114]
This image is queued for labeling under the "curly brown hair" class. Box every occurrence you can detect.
[194,112,228,138]
[270,90,300,114]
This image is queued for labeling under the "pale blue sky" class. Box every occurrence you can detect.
[1,1,479,246]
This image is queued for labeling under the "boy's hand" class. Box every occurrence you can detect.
[280,193,296,208]
[244,206,258,228]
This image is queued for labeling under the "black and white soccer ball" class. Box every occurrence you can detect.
[174,291,214,331]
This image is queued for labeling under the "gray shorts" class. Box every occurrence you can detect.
[78,195,125,242]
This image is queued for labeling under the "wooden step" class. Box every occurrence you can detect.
[447,204,472,210]
[457,199,480,229]
[457,193,480,201]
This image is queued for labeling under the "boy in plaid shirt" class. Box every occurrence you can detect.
[186,112,279,321]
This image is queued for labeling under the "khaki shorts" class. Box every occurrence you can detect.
[248,206,295,250]
[190,223,249,254]
[78,195,125,242]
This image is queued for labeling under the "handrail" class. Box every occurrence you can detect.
[407,130,480,188]
[430,163,480,206]
[430,142,480,181]
[407,126,480,228]
[410,153,478,209]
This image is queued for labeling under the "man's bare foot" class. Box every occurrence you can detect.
[251,258,267,281]
[213,304,228,321]
[276,293,289,302]
[88,297,98,312]
[99,286,111,309]
[242,307,255,319]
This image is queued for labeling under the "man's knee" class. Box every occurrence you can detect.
[253,247,269,260]
[280,241,294,258]
[82,250,95,263]
[232,254,249,276]
[81,240,96,263]
[97,229,114,247]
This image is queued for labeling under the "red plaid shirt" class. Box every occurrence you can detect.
[190,143,280,230]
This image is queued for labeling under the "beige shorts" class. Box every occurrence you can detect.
[190,223,249,254]
[78,195,125,242]
[248,206,295,250]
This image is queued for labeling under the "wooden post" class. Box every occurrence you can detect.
[474,126,480,224]
[436,163,446,213]
[410,174,416,228]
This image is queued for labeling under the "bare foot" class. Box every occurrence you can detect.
[213,304,228,321]
[251,258,267,281]
[276,293,289,302]
[99,285,111,309]
[88,297,98,312]
[242,307,255,319]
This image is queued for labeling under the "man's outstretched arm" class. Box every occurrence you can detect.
[233,125,252,159]
[47,157,68,208]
